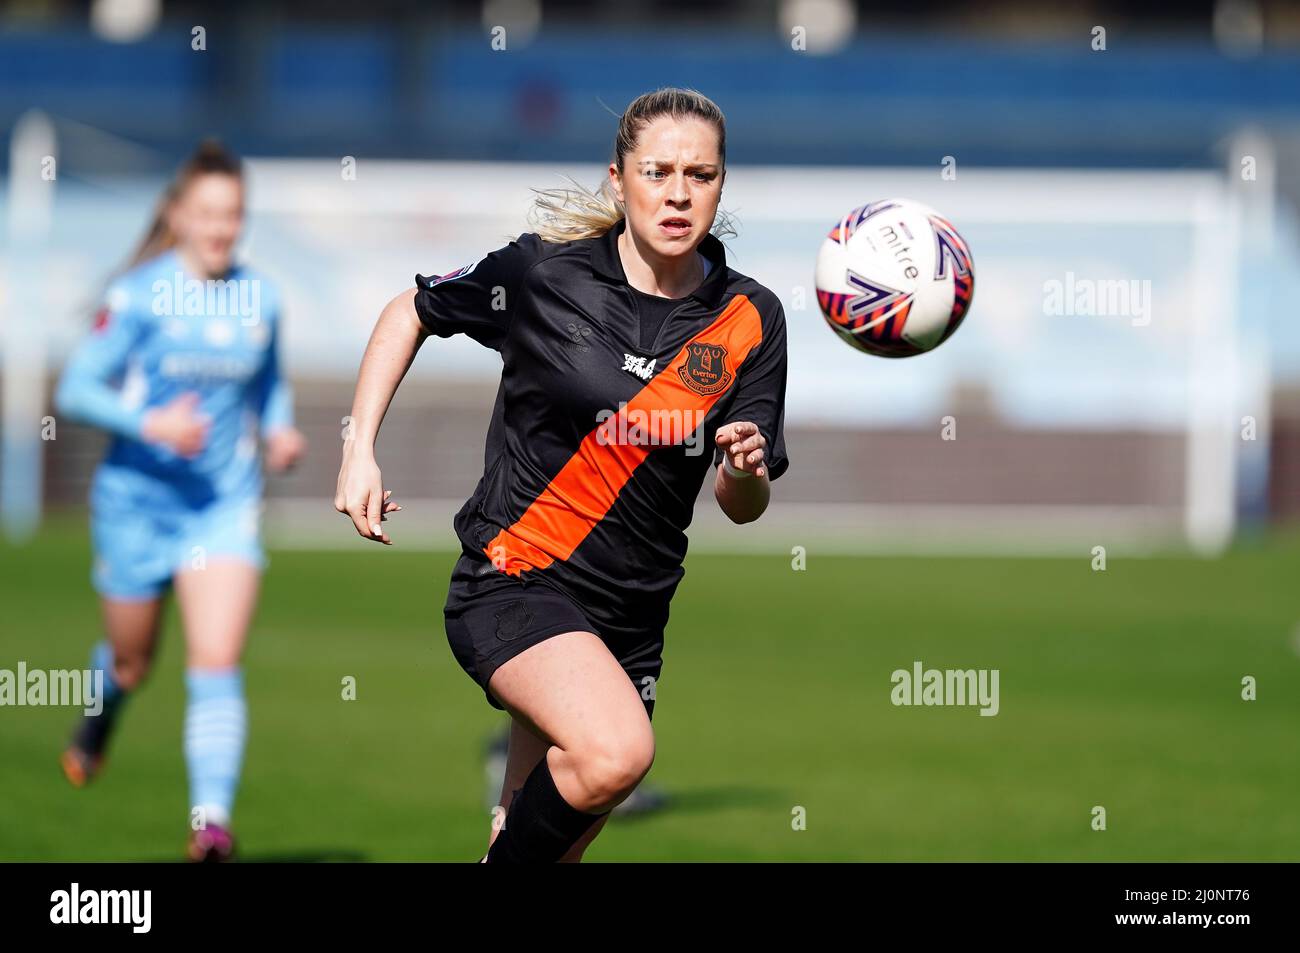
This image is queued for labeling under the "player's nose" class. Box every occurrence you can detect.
[668,173,690,203]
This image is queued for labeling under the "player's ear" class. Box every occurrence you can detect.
[608,162,624,204]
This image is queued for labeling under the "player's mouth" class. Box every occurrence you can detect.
[659,217,691,237]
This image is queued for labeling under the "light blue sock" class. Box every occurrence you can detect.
[183,668,247,830]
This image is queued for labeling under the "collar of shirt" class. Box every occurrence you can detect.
[589,217,729,309]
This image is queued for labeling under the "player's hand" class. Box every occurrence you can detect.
[334,449,400,544]
[714,420,768,479]
[264,426,307,473]
[142,392,209,459]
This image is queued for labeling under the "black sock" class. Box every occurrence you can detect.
[485,755,609,863]
[75,640,128,757]
[71,698,124,757]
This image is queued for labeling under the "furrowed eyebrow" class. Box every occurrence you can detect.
[635,158,720,172]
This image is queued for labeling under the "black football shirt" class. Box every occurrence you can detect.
[414,217,790,630]
[629,251,711,351]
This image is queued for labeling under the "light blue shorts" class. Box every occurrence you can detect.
[89,481,266,600]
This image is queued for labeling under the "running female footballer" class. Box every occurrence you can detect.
[335,88,789,862]
[57,141,306,862]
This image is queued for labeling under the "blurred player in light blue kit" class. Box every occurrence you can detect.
[55,141,306,862]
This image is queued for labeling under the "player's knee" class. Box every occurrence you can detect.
[112,654,152,692]
[572,731,655,808]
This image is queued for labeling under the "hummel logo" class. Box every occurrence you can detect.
[566,322,592,351]
[622,353,657,381]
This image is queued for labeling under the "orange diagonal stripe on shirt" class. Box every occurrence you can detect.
[484,293,764,576]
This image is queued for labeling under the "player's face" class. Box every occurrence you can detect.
[170,173,244,278]
[611,115,724,261]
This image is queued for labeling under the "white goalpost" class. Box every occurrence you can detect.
[2,111,56,543]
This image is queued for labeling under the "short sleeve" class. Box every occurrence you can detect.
[713,299,791,481]
[413,232,544,351]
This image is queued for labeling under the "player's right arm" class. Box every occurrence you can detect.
[335,233,541,544]
[334,288,423,544]
[55,284,208,457]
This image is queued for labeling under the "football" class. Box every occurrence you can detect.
[815,198,975,357]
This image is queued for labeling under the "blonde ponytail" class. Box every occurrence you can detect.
[527,174,626,244]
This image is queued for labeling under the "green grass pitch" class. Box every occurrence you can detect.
[3,515,1298,861]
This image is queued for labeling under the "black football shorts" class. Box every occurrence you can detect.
[443,547,663,722]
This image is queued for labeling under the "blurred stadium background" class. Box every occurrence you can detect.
[2,0,1299,861]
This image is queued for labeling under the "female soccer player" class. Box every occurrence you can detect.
[56,140,306,862]
[336,88,789,862]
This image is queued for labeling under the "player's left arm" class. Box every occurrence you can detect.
[252,304,306,472]
[714,297,791,524]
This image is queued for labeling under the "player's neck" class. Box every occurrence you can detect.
[618,226,704,300]
[174,246,231,282]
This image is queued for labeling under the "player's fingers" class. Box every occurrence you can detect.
[726,421,756,446]
[715,422,748,446]
[745,447,765,468]
[730,432,765,455]
[366,488,385,540]
[346,501,371,539]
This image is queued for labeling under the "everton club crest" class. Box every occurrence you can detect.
[678,341,732,396]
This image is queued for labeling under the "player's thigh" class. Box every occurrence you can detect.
[173,560,262,668]
[487,631,655,804]
[488,631,653,754]
[172,497,266,668]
